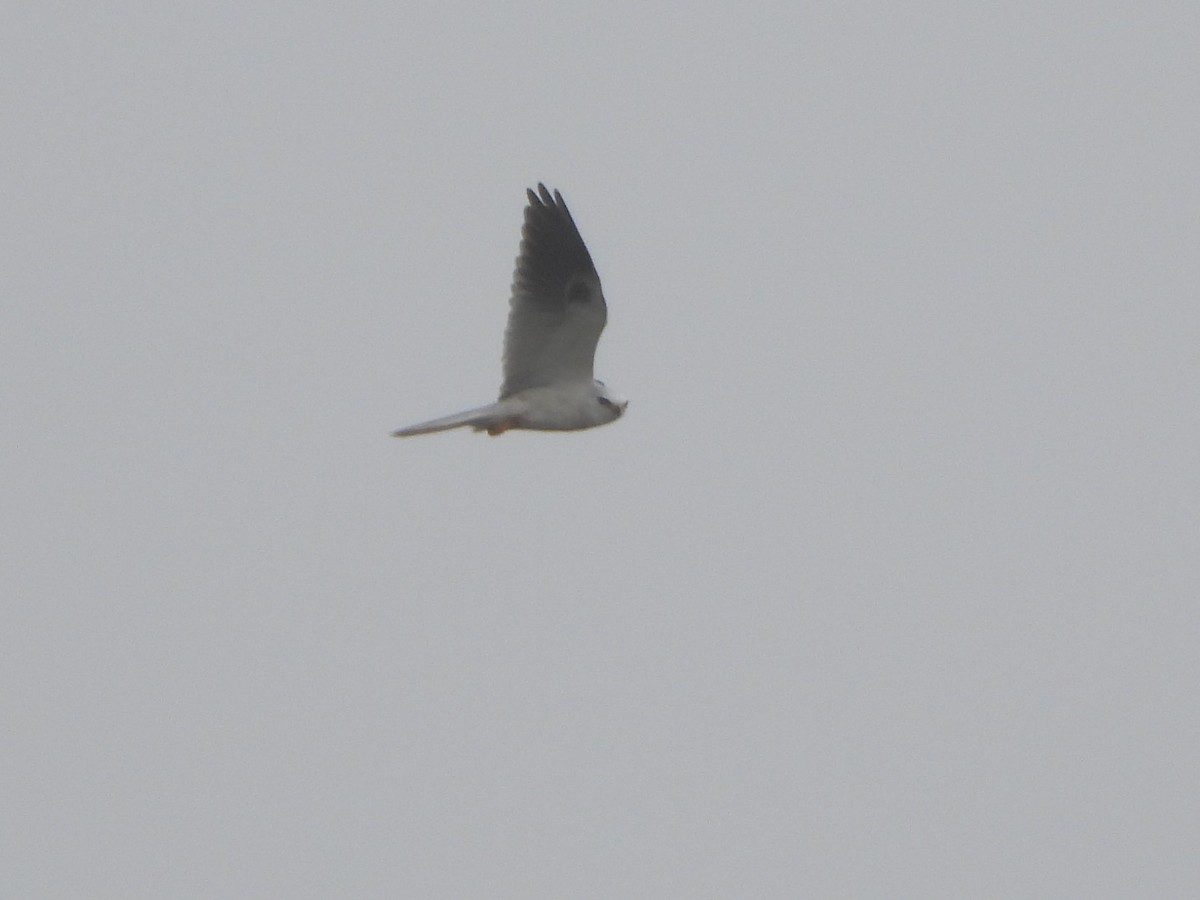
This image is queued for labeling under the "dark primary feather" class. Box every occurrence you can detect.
[500,184,607,399]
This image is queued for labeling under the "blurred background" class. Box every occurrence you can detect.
[4,3,1198,896]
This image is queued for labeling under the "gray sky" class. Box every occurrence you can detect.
[5,3,1198,897]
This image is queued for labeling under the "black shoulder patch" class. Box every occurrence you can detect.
[566,277,593,302]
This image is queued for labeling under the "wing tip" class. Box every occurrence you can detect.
[529,182,565,210]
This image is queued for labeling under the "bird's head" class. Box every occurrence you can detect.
[594,380,628,423]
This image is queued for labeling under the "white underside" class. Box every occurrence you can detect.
[392,381,624,437]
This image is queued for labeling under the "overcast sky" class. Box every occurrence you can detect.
[5,3,1199,897]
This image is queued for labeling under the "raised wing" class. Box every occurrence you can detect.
[499,184,606,399]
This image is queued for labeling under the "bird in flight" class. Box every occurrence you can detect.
[392,184,626,438]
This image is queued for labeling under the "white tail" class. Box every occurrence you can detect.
[391,403,506,438]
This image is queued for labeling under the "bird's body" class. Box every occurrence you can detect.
[392,185,626,438]
[392,381,625,437]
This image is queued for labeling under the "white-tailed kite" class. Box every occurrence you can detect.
[392,184,626,438]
